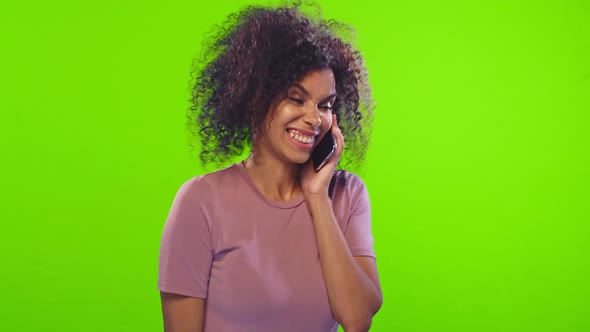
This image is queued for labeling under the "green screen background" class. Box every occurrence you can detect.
[1,0,588,331]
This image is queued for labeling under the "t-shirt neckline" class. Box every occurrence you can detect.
[233,160,305,209]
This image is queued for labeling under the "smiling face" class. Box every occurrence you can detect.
[254,69,337,165]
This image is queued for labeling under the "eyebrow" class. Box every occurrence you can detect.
[291,82,337,103]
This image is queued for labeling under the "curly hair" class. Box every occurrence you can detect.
[187,0,375,171]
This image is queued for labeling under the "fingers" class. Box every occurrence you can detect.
[331,114,345,155]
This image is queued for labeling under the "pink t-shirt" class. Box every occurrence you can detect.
[158,161,376,332]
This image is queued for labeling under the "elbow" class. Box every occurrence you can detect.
[340,309,380,332]
[341,317,373,332]
[340,293,382,332]
[373,291,383,315]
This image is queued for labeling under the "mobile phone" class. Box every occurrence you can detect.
[311,132,337,171]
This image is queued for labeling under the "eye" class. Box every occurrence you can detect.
[320,105,332,111]
[288,97,303,104]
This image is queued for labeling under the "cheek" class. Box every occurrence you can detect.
[322,114,333,131]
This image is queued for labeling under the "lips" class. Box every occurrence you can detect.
[287,128,318,137]
[287,128,317,143]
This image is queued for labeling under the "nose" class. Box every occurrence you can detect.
[303,105,322,128]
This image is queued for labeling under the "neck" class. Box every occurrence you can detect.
[242,153,302,202]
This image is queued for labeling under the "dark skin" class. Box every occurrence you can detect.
[243,68,339,200]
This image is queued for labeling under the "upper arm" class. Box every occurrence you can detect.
[158,180,214,331]
[160,292,205,332]
[344,175,376,258]
[158,180,214,298]
[346,175,382,311]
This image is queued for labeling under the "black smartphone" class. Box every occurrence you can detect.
[311,132,337,171]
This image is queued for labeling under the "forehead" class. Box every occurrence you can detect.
[290,69,336,95]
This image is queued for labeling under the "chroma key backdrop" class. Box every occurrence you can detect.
[1,0,588,331]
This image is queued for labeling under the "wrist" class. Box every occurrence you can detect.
[303,190,329,201]
[304,192,331,210]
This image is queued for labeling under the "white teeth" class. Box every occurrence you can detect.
[289,129,314,144]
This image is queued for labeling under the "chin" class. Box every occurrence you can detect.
[282,150,311,165]
[289,155,310,165]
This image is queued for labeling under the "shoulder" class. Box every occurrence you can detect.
[331,169,367,191]
[174,164,240,204]
[329,169,368,202]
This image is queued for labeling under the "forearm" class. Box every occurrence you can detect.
[306,194,381,332]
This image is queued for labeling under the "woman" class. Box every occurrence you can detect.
[158,2,382,331]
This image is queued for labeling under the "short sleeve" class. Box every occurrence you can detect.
[157,179,213,298]
[344,175,376,259]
